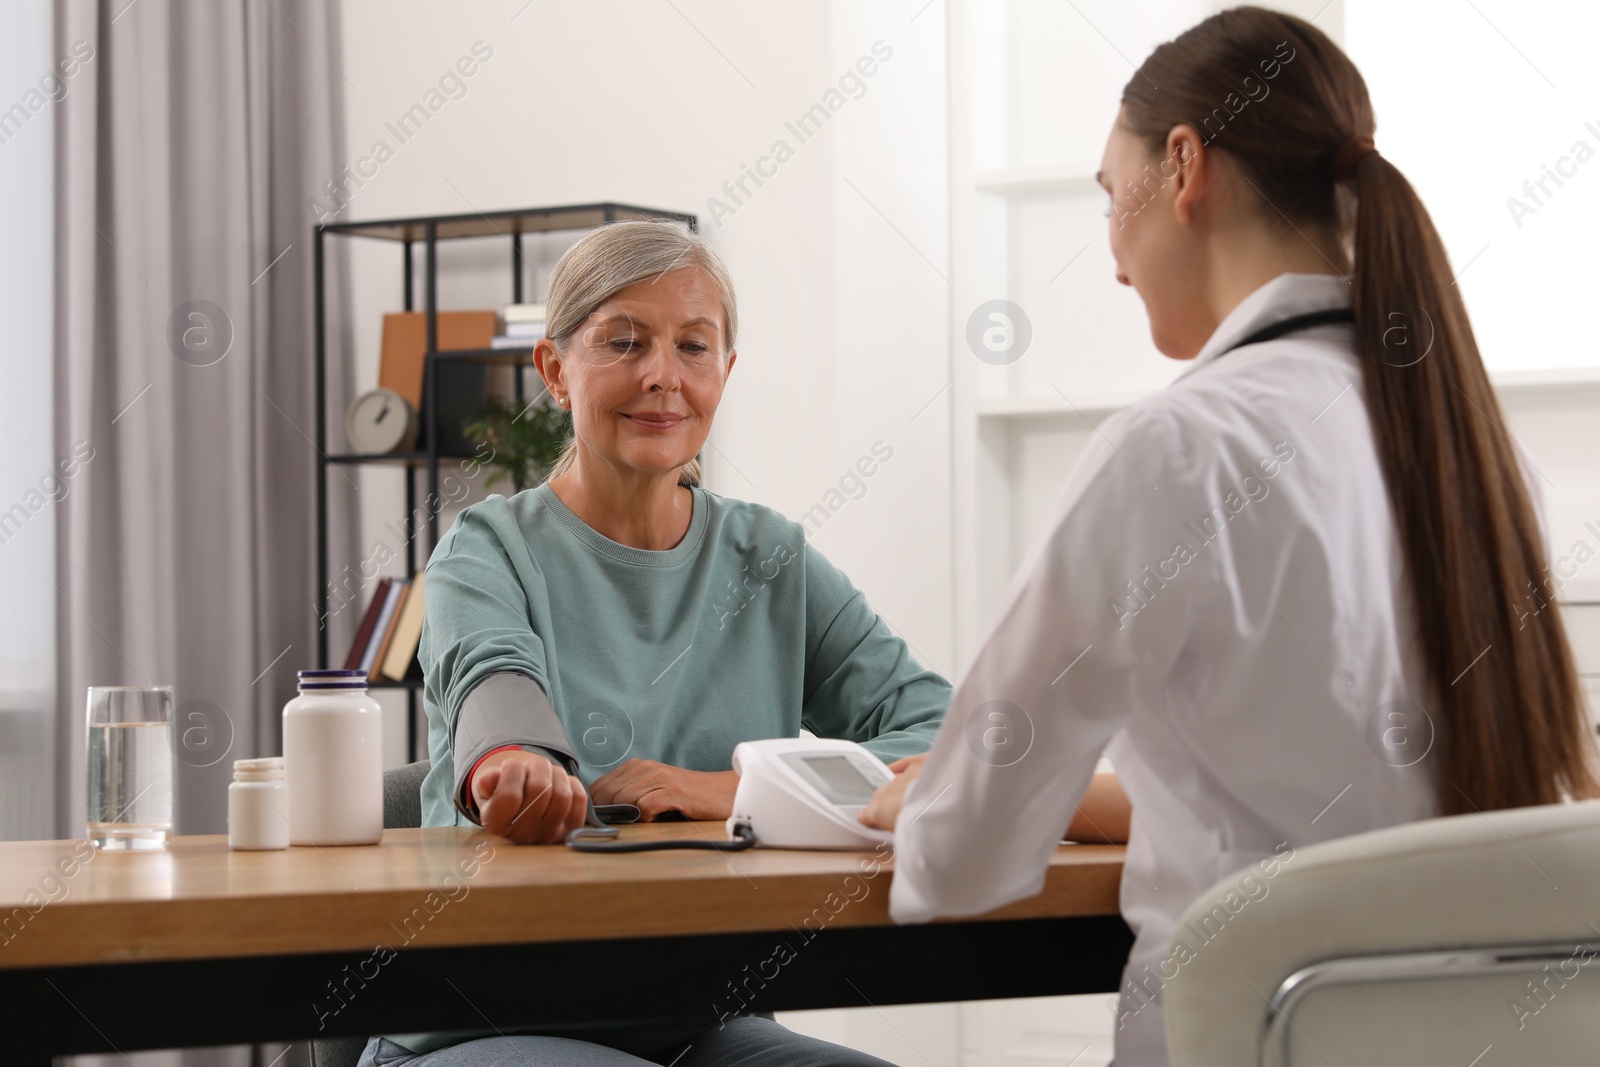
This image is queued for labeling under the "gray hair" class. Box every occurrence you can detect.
[543,220,738,488]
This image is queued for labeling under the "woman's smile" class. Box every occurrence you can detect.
[621,410,686,432]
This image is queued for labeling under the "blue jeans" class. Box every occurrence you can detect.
[357,1015,896,1066]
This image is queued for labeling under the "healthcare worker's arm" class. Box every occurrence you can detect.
[1069,772,1132,842]
[880,404,1204,923]
[798,542,952,763]
[871,756,1131,843]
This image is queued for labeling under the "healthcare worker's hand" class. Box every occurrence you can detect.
[589,759,739,821]
[470,750,589,845]
[861,762,1133,842]
[859,754,926,830]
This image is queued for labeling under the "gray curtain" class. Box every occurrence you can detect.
[53,1,352,1064]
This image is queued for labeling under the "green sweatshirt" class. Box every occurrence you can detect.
[382,481,950,1055]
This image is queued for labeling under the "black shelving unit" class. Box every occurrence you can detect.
[313,203,698,761]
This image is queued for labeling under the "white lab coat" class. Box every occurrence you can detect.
[889,273,1440,1066]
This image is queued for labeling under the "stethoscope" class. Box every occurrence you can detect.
[1218,307,1354,355]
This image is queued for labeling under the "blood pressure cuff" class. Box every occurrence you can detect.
[452,671,582,825]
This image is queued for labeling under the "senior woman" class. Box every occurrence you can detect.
[361,221,948,1067]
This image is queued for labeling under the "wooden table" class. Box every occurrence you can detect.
[0,824,1130,1064]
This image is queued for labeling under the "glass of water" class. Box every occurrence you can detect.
[86,686,175,850]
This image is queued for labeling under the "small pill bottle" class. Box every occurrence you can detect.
[228,756,290,850]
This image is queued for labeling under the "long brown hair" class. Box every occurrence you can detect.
[1121,7,1597,814]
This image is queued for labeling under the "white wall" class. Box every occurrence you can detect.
[332,3,952,1059]
[328,2,955,750]
[1341,0,1600,611]
[1345,0,1600,375]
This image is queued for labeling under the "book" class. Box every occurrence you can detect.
[503,321,545,338]
[377,310,498,412]
[502,302,547,324]
[342,578,392,670]
[360,579,407,678]
[380,570,427,681]
[368,579,410,682]
[489,335,536,350]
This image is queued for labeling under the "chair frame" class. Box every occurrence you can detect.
[1260,938,1600,1067]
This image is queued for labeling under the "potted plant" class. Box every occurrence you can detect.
[462,394,572,493]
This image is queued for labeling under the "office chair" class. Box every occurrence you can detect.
[309,758,432,1067]
[1163,798,1600,1066]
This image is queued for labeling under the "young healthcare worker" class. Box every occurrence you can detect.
[860,7,1600,1066]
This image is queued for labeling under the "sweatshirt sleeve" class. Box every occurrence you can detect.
[451,672,579,824]
[798,541,952,763]
[888,405,1202,924]
[423,502,568,810]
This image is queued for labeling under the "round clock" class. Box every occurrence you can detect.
[345,388,417,454]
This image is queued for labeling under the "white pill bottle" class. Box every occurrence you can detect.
[228,756,291,850]
[283,668,383,845]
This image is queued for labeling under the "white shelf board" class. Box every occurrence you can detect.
[976,388,1154,418]
[1489,366,1600,392]
[973,165,1101,196]
[976,367,1600,420]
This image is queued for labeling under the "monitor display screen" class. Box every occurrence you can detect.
[800,754,878,803]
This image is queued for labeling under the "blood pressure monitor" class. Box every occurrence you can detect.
[726,738,895,850]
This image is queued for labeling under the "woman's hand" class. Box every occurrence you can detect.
[589,759,739,821]
[470,750,589,845]
[859,753,927,830]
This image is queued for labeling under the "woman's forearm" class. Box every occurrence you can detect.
[1065,772,1130,843]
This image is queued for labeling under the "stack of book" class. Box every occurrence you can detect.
[343,570,427,682]
[490,302,547,349]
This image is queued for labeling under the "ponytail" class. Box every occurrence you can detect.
[1346,150,1592,812]
[1123,6,1598,814]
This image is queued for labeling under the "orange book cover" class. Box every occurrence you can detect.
[378,310,498,411]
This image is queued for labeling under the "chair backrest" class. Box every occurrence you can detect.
[310,760,433,1067]
[383,758,431,829]
[309,1035,368,1067]
[1163,799,1600,1066]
